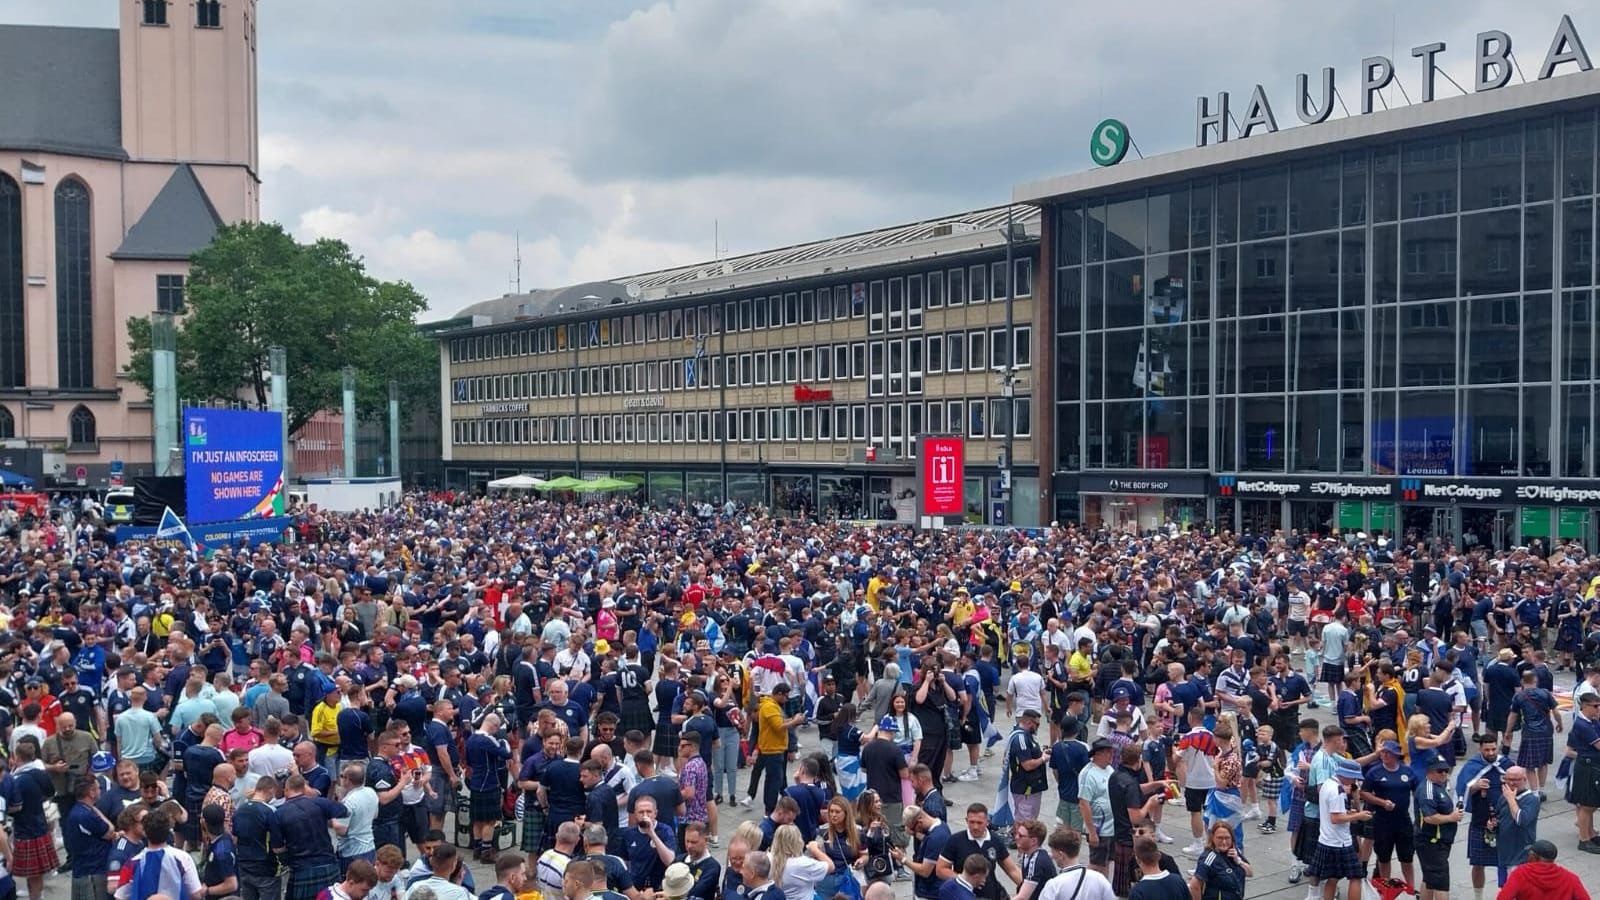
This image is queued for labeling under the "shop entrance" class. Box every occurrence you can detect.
[1462,507,1516,552]
[1238,499,1281,536]
[1289,501,1335,537]
[1401,506,1455,550]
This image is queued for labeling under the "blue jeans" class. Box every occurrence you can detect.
[715,727,741,798]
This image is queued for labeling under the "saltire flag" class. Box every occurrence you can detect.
[973,676,1005,748]
[156,506,201,555]
[989,728,1015,829]
[805,669,821,720]
[702,617,724,654]
[838,751,866,800]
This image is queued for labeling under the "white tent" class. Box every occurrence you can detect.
[487,474,547,491]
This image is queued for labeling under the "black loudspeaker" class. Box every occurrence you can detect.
[131,476,186,525]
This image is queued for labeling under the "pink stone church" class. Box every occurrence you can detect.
[0,0,260,484]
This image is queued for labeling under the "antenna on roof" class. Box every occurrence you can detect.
[514,231,522,294]
[714,219,719,261]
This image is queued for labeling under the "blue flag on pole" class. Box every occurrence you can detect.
[156,506,201,555]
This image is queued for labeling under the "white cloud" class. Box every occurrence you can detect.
[3,0,1586,318]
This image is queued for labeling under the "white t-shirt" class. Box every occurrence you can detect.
[779,856,830,900]
[1317,780,1353,848]
[247,742,294,778]
[1178,729,1218,790]
[1095,706,1147,739]
[1007,670,1046,716]
[112,847,202,900]
[1287,591,1310,622]
[1037,864,1117,900]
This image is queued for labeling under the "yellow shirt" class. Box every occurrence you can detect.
[949,597,975,628]
[756,696,788,754]
[1068,651,1094,683]
[866,577,888,611]
[311,700,341,748]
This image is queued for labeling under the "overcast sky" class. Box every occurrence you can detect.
[0,1,1586,316]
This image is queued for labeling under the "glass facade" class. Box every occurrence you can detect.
[1055,109,1600,480]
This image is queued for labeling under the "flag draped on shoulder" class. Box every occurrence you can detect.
[989,729,1015,829]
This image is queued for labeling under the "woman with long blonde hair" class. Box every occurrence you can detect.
[1405,713,1456,781]
[769,823,834,900]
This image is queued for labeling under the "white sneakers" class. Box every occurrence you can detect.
[954,767,981,783]
[1244,804,1262,819]
[1181,842,1203,856]
[1154,829,1175,844]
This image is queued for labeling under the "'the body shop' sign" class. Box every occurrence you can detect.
[917,435,966,517]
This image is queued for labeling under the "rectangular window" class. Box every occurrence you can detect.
[800,347,815,381]
[740,410,753,441]
[870,404,886,443]
[969,330,988,371]
[1014,325,1032,367]
[928,400,945,434]
[908,273,924,329]
[785,408,799,441]
[970,265,989,302]
[739,352,752,386]
[1015,258,1034,297]
[888,402,904,444]
[990,327,1008,369]
[801,290,815,324]
[196,0,220,27]
[835,346,850,382]
[834,405,849,442]
[990,398,1010,438]
[907,402,923,453]
[834,285,851,320]
[156,274,186,313]
[142,0,167,26]
[970,399,987,437]
[852,404,867,441]
[754,352,768,385]
[948,400,965,435]
[869,341,886,397]
[813,406,827,440]
[888,339,904,396]
[769,350,783,385]
[929,270,946,309]
[991,261,1009,301]
[784,348,798,383]
[927,334,944,373]
[907,336,924,394]
[869,280,886,333]
[754,297,769,329]
[712,355,725,388]
[948,268,966,306]
[817,345,832,381]
[785,293,800,327]
[888,277,905,331]
[946,332,966,371]
[851,342,866,379]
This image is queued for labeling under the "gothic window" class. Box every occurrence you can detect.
[69,406,96,447]
[0,174,20,387]
[0,407,13,440]
[55,179,93,389]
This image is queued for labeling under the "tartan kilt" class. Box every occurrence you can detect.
[1574,757,1600,808]
[471,787,503,823]
[1259,772,1284,803]
[653,725,681,759]
[1307,842,1365,881]
[287,860,340,900]
[1285,787,1306,833]
[1466,824,1497,866]
[10,834,58,878]
[1109,841,1137,897]
[522,805,549,853]
[1518,731,1554,769]
[621,702,654,735]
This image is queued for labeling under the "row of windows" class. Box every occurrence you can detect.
[142,0,221,28]
[451,327,1035,403]
[453,396,1034,447]
[445,258,1034,363]
[1058,114,1600,263]
[0,405,96,445]
[0,171,197,390]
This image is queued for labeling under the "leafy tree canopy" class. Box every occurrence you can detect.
[125,222,436,435]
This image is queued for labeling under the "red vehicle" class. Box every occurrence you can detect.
[0,492,48,517]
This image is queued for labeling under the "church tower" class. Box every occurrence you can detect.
[118,0,258,175]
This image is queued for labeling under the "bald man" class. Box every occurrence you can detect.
[205,762,238,832]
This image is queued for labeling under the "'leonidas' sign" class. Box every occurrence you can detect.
[1197,15,1592,147]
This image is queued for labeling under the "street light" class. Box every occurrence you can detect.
[997,208,1027,518]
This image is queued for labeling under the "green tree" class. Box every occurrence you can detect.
[124,221,435,434]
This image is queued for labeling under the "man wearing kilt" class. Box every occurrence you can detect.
[7,739,59,900]
[518,731,566,855]
[1456,734,1512,900]
[1503,669,1559,795]
[276,771,350,900]
[1306,758,1370,900]
[1566,693,1600,853]
[618,649,654,738]
[653,660,684,761]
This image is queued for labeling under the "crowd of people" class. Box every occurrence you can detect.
[0,493,1598,900]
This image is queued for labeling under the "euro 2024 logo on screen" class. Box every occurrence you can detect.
[187,415,207,447]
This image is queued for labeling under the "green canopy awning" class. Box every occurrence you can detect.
[534,475,585,491]
[581,476,637,492]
